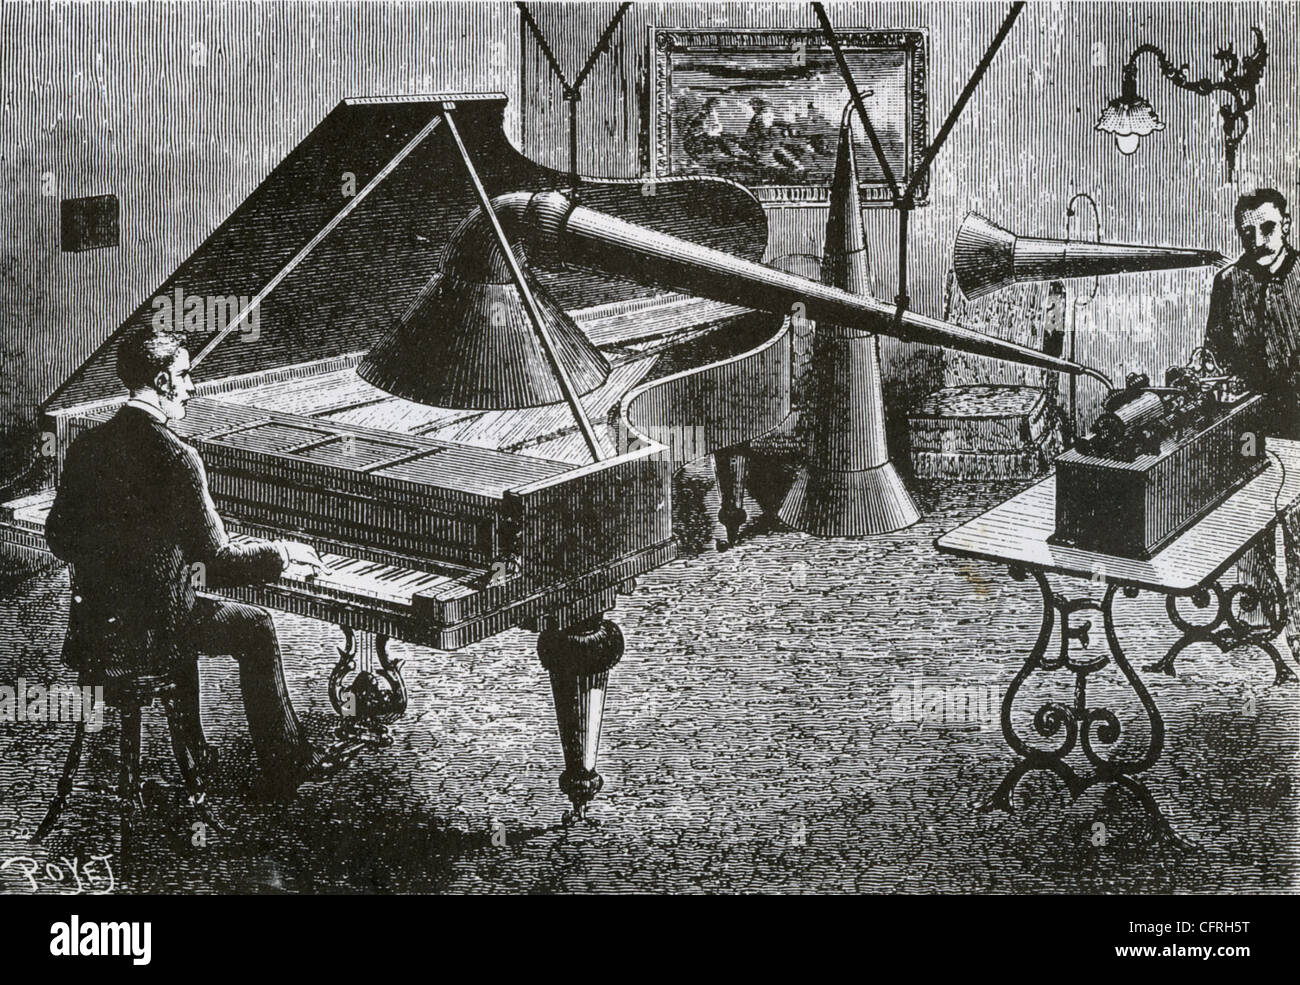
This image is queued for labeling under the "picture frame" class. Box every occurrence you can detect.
[648,27,930,207]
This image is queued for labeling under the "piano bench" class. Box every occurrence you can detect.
[31,669,224,881]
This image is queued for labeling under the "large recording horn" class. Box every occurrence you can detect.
[482,193,1111,385]
[362,191,1114,411]
[952,212,1227,301]
[778,105,921,537]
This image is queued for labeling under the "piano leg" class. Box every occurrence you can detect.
[329,627,408,747]
[537,614,624,825]
[714,445,749,550]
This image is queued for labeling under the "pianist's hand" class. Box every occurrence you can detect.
[282,541,327,578]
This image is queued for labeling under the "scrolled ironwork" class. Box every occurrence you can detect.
[1119,27,1267,176]
[328,628,408,747]
[1150,572,1297,684]
[982,576,1184,844]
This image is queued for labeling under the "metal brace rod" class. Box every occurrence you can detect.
[443,106,606,462]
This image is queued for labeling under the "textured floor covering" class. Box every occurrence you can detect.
[0,465,1296,894]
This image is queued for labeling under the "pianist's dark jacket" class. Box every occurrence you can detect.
[1206,246,1300,440]
[46,405,285,677]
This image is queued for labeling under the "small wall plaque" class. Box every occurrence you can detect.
[61,194,120,252]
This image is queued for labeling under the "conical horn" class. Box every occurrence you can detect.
[384,191,1113,398]
[358,210,609,409]
[779,103,921,537]
[497,193,1110,386]
[952,212,1227,301]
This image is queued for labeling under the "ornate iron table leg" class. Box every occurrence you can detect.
[537,614,624,825]
[1148,573,1297,685]
[980,568,1078,813]
[329,628,408,748]
[982,568,1186,846]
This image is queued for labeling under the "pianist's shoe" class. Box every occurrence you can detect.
[253,742,360,802]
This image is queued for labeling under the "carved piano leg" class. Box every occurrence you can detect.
[329,627,408,748]
[537,615,624,825]
[714,445,749,550]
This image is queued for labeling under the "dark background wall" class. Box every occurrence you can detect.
[2,1,1296,484]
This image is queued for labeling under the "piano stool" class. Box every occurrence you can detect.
[32,670,223,879]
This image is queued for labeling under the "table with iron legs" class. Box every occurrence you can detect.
[936,440,1300,842]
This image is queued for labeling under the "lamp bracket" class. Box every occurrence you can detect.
[1121,27,1267,176]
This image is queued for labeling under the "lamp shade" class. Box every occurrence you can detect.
[1095,94,1165,155]
[358,212,610,410]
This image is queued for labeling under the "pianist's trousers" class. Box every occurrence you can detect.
[1236,503,1300,647]
[174,597,311,780]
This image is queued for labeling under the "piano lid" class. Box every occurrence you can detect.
[45,92,768,414]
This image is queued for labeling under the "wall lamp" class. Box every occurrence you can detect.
[1095,26,1267,177]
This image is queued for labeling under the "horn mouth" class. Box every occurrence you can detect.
[358,202,610,409]
[952,210,1228,301]
[358,269,609,409]
[953,213,1017,300]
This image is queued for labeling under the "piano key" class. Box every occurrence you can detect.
[393,569,437,588]
[409,572,445,587]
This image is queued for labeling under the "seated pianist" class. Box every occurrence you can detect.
[44,326,356,798]
[1204,188,1300,643]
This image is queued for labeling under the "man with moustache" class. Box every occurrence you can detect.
[1204,188,1300,650]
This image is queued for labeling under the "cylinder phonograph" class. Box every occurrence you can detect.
[949,211,1264,559]
[1052,354,1267,559]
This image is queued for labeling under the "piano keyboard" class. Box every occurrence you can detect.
[3,497,481,629]
[227,534,464,609]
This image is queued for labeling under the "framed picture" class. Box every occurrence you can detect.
[648,28,929,207]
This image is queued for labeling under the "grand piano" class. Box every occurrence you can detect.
[0,92,1096,822]
[1,93,799,823]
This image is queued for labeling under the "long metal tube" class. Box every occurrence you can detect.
[499,191,1113,387]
